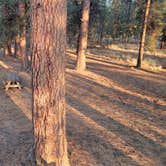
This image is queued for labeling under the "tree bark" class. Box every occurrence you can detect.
[76,0,90,71]
[7,43,12,56]
[4,43,12,56]
[31,0,70,166]
[160,27,166,49]
[14,37,20,57]
[160,40,165,49]
[136,0,151,68]
[4,46,9,56]
[125,0,132,42]
[19,2,29,70]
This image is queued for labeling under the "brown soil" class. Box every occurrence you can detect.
[0,47,166,166]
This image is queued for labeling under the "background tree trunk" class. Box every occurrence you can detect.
[7,43,12,56]
[31,0,70,165]
[19,2,29,70]
[136,0,151,68]
[76,0,90,71]
[125,0,132,42]
[160,27,166,49]
[14,37,20,57]
[4,45,9,56]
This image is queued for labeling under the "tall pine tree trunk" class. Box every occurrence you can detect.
[136,0,151,68]
[4,45,9,56]
[7,43,12,56]
[160,27,166,49]
[76,0,90,71]
[19,2,29,70]
[126,0,132,42]
[31,0,70,165]
[14,37,20,57]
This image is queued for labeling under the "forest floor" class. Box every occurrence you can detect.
[0,44,166,166]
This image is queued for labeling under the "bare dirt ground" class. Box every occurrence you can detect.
[0,46,166,166]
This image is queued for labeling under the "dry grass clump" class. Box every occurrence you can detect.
[142,58,162,71]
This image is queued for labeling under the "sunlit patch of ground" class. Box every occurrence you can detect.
[0,44,166,166]
[66,47,166,166]
[85,44,166,71]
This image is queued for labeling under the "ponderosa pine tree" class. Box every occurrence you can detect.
[136,0,151,68]
[160,26,166,49]
[31,0,70,165]
[76,0,90,71]
[19,1,29,70]
[147,0,166,51]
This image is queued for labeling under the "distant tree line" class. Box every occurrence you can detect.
[0,0,29,69]
[68,0,166,49]
[0,0,165,67]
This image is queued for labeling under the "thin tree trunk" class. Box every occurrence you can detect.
[98,18,104,46]
[136,0,151,68]
[160,40,165,49]
[14,37,20,57]
[160,28,166,49]
[76,32,80,54]
[76,0,90,71]
[126,0,132,23]
[126,0,132,42]
[7,43,12,56]
[31,0,70,166]
[99,30,103,46]
[4,45,9,56]
[14,39,18,57]
[4,43,12,56]
[19,2,29,70]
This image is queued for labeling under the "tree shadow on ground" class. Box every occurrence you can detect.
[67,72,166,126]
[86,62,166,99]
[65,52,166,166]
[68,95,166,166]
[0,88,33,166]
[66,105,142,166]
